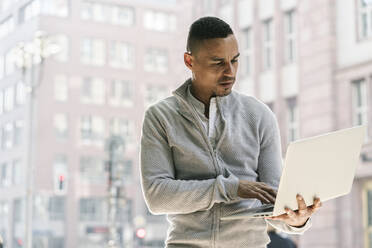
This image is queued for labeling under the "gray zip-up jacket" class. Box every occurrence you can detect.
[140,79,311,248]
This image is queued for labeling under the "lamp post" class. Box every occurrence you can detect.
[14,31,60,248]
[105,135,126,248]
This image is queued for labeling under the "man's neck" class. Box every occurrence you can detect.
[190,83,211,118]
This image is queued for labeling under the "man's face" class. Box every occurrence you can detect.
[184,34,240,98]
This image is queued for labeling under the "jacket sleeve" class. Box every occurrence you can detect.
[140,107,240,215]
[257,107,312,234]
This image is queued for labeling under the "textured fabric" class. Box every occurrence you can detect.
[140,78,311,248]
[187,84,220,149]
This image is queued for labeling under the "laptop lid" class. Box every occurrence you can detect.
[272,125,366,216]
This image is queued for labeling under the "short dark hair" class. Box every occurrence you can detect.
[186,16,234,54]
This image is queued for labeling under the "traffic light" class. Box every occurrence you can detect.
[55,173,67,194]
[136,228,146,239]
[134,228,146,246]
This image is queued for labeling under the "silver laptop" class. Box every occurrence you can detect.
[221,125,367,220]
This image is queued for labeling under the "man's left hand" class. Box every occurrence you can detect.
[265,194,322,227]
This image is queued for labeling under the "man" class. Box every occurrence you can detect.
[140,17,321,247]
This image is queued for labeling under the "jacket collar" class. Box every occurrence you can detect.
[172,78,230,121]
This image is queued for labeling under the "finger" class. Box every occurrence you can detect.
[296,194,307,214]
[252,192,271,204]
[313,197,321,206]
[256,188,276,204]
[285,207,297,219]
[266,213,287,221]
[259,183,278,198]
[310,198,322,212]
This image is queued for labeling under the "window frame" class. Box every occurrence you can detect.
[241,27,253,77]
[357,0,372,41]
[351,78,369,143]
[262,18,274,71]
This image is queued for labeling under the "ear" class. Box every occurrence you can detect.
[184,52,193,70]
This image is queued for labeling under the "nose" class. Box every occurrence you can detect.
[224,62,235,76]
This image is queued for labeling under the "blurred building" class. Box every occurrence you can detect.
[191,0,372,247]
[2,0,372,247]
[0,0,193,247]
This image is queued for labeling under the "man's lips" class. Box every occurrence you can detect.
[220,81,234,85]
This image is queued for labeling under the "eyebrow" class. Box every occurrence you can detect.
[210,53,240,62]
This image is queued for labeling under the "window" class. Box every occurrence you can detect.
[50,35,69,62]
[81,77,105,104]
[0,55,3,79]
[81,2,134,26]
[262,18,274,71]
[109,79,133,106]
[81,38,105,66]
[0,162,10,187]
[80,156,105,184]
[4,49,15,75]
[284,10,296,64]
[54,75,68,102]
[3,86,14,112]
[0,91,3,115]
[109,118,134,144]
[109,41,134,69]
[0,16,14,39]
[19,0,68,23]
[0,202,9,225]
[144,48,168,73]
[41,0,69,17]
[15,82,27,106]
[143,10,176,32]
[110,5,135,26]
[358,0,372,40]
[80,116,105,145]
[13,199,23,223]
[49,237,64,248]
[54,114,68,140]
[33,195,49,221]
[121,160,133,184]
[2,122,13,149]
[363,182,372,248]
[352,78,369,141]
[286,97,299,142]
[49,196,65,221]
[81,2,105,22]
[19,0,41,24]
[14,120,24,146]
[79,198,106,222]
[119,199,132,223]
[144,84,168,107]
[12,159,21,185]
[241,27,252,76]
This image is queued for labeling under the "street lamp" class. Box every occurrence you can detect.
[105,135,127,248]
[14,30,61,248]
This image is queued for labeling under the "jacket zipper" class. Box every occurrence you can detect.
[174,93,222,174]
[174,93,225,248]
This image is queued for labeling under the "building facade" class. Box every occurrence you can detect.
[191,0,372,247]
[2,0,372,247]
[0,0,192,247]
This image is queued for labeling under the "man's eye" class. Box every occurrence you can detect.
[231,59,238,63]
[214,62,224,66]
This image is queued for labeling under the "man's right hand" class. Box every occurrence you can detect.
[237,180,277,204]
